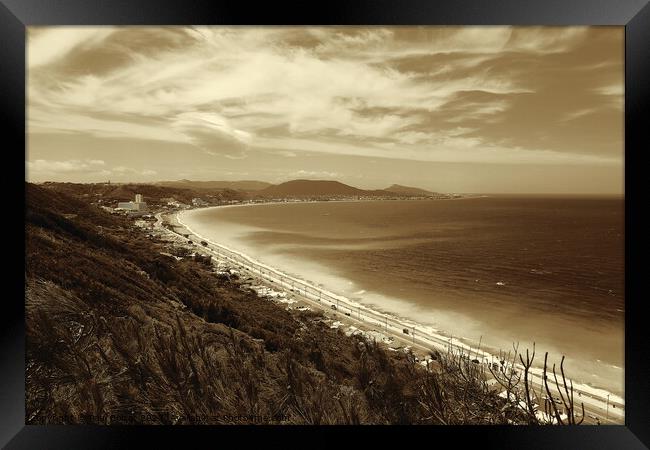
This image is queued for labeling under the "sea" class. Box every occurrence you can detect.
[182,196,624,397]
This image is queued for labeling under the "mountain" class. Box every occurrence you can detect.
[259,180,364,197]
[257,179,401,198]
[384,184,436,196]
[157,179,272,192]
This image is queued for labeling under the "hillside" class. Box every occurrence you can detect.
[39,182,247,205]
[157,179,272,192]
[257,180,398,198]
[385,184,436,196]
[27,184,382,424]
[25,183,562,425]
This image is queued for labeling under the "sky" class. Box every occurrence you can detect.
[26,26,624,194]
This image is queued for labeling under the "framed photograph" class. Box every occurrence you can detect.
[3,0,649,448]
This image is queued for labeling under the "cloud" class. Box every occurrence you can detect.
[28,109,190,144]
[255,135,620,166]
[593,83,624,111]
[112,166,157,176]
[561,108,599,122]
[25,159,158,181]
[171,111,252,158]
[26,159,111,182]
[27,26,623,168]
[506,27,589,53]
[595,84,624,96]
[28,27,117,68]
[273,150,298,157]
[281,170,342,181]
[27,158,106,174]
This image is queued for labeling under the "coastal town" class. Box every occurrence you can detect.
[86,182,464,218]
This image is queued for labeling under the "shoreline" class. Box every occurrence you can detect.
[173,202,625,415]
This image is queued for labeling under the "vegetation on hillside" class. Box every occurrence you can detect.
[40,181,247,205]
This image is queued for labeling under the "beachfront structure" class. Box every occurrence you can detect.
[192,197,208,206]
[167,200,189,208]
[117,193,148,212]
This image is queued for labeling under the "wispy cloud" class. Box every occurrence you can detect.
[171,111,252,158]
[595,84,624,96]
[113,166,158,176]
[561,108,599,122]
[27,158,107,174]
[28,27,117,67]
[28,26,623,169]
[280,170,342,182]
[26,159,157,181]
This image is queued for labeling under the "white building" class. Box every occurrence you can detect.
[117,193,148,212]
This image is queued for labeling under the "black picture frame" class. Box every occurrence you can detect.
[3,0,649,448]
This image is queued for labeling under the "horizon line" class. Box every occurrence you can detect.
[27,179,624,197]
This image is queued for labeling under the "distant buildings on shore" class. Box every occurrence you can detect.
[191,197,209,206]
[100,191,464,219]
[161,197,190,208]
[255,194,461,202]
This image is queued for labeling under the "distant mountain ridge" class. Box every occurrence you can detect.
[384,184,437,196]
[257,179,408,198]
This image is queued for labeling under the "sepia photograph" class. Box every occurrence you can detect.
[25,25,625,426]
